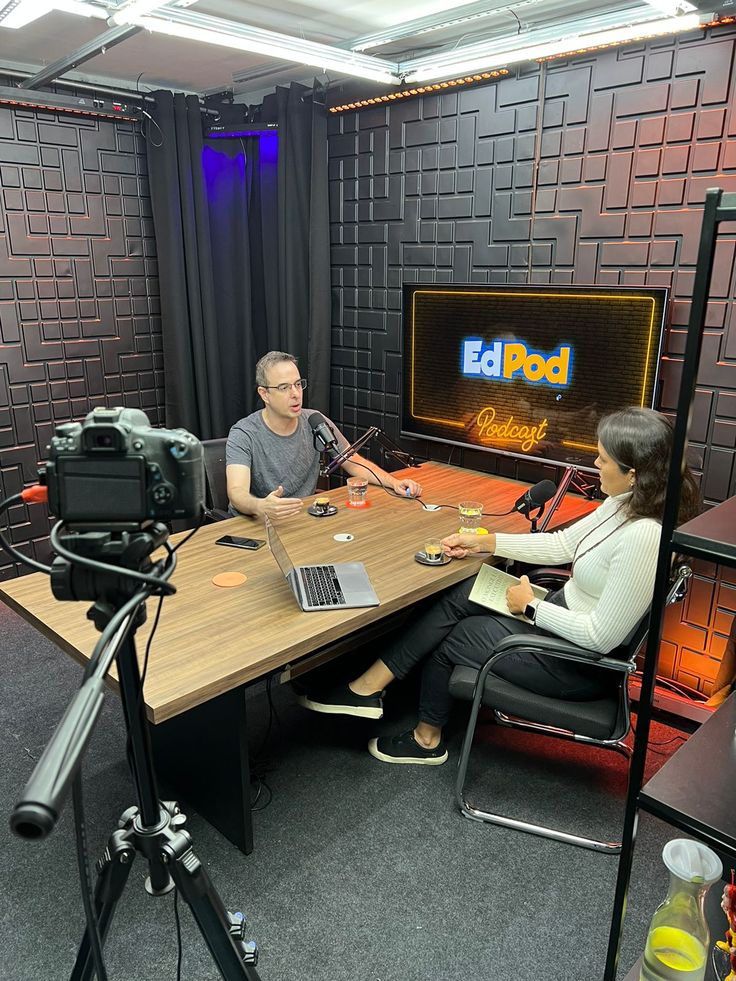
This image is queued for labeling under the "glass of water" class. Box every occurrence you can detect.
[347,477,368,507]
[458,500,483,533]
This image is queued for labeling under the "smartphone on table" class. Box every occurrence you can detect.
[215,535,265,551]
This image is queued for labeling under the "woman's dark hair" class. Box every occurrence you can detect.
[597,407,700,525]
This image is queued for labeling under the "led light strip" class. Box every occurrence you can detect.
[333,11,719,112]
[328,70,509,113]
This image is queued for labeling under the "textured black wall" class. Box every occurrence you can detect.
[326,26,736,695]
[0,31,735,692]
[0,95,162,579]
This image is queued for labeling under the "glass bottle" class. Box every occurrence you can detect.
[640,838,722,981]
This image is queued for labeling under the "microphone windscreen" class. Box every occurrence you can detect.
[308,411,325,430]
[529,479,557,506]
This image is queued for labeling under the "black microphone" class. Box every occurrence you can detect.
[308,412,339,456]
[513,479,557,514]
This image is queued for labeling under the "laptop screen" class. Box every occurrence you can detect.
[266,519,294,579]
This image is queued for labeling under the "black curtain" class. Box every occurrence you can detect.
[147,84,331,439]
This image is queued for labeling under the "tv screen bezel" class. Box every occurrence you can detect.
[400,282,669,473]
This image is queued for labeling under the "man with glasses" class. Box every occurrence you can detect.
[226,351,421,520]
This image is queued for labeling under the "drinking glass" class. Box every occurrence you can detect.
[347,477,368,507]
[458,500,483,533]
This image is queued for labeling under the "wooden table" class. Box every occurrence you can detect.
[0,462,598,852]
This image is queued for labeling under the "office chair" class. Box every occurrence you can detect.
[201,437,230,522]
[449,564,692,854]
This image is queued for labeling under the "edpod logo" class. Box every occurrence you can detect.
[462,338,573,388]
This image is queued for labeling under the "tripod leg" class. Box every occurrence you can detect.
[164,829,261,980]
[70,827,135,981]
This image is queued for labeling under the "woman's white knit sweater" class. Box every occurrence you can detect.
[493,492,661,654]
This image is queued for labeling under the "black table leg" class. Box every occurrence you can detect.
[150,686,253,854]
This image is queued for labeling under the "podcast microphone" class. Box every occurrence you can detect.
[308,411,339,456]
[513,479,557,515]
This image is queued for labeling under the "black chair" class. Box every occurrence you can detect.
[449,564,692,853]
[201,437,230,522]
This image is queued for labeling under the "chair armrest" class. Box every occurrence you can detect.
[203,506,230,523]
[487,633,634,674]
[528,567,571,587]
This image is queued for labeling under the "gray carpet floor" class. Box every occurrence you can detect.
[0,598,705,981]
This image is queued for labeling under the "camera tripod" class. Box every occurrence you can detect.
[71,622,260,980]
[13,523,262,981]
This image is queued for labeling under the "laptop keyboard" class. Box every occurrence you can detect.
[301,565,346,606]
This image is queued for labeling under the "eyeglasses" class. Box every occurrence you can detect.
[261,378,308,394]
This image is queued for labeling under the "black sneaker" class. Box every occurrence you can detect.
[297,682,384,720]
[367,729,448,765]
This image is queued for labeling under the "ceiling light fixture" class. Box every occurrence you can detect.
[109,0,173,26]
[0,0,105,28]
[401,12,705,82]
[0,0,53,28]
[642,0,696,14]
[351,0,544,52]
[121,8,401,85]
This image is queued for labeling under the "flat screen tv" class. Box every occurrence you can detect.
[401,284,668,471]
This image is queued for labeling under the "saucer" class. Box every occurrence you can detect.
[414,551,451,567]
[307,504,338,517]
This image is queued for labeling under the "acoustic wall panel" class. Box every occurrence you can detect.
[0,95,162,579]
[327,26,736,695]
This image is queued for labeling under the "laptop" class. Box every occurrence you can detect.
[265,518,379,611]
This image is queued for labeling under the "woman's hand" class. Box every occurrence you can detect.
[506,574,535,614]
[441,532,488,559]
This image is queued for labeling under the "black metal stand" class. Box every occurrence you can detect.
[603,188,736,979]
[321,426,420,477]
[533,465,598,533]
[71,611,260,980]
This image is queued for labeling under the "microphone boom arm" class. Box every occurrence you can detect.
[322,427,420,477]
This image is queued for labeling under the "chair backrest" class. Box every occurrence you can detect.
[201,438,229,513]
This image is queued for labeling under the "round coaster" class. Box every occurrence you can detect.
[307,504,338,517]
[212,572,247,588]
[414,551,451,567]
[334,533,354,542]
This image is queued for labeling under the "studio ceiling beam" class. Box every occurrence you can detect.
[24,23,141,89]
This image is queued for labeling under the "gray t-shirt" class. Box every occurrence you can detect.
[226,409,349,507]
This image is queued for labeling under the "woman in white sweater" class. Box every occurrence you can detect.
[299,408,700,765]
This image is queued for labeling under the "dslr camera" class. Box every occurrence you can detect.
[45,407,205,524]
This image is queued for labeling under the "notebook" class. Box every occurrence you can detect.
[265,517,379,611]
[469,563,549,622]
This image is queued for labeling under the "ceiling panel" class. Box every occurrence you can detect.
[0,0,713,100]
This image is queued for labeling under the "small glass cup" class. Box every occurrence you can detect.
[423,539,443,563]
[458,500,483,533]
[346,477,369,507]
[314,496,331,514]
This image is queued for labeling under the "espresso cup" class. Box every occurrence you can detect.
[423,539,443,563]
[314,497,331,514]
[347,477,368,507]
[458,500,483,533]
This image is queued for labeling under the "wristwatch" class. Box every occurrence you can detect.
[524,602,538,623]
